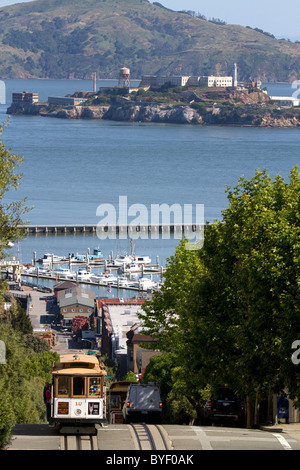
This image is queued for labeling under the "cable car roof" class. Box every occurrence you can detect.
[52,353,106,376]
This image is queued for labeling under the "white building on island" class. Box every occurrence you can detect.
[140,74,233,89]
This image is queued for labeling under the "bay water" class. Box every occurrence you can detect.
[0,79,299,296]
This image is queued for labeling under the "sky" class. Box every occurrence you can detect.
[0,0,299,40]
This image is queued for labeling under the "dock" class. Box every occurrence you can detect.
[20,271,162,292]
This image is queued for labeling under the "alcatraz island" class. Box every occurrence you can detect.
[7,66,300,127]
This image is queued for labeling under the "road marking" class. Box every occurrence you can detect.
[193,428,213,450]
[272,433,292,450]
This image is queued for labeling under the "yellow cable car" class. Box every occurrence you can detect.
[51,353,106,433]
[107,381,136,424]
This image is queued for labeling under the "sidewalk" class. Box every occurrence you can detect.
[261,423,300,445]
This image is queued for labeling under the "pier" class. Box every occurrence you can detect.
[21,223,206,235]
[20,271,160,292]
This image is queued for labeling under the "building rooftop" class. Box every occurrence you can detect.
[100,299,145,354]
[60,295,95,309]
[270,96,299,101]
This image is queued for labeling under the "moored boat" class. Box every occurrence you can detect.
[40,253,65,265]
[51,267,74,279]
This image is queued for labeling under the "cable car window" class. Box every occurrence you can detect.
[89,377,101,397]
[57,376,70,396]
[73,376,85,396]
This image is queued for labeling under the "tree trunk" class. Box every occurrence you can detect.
[254,386,261,427]
[246,395,253,428]
[267,388,274,424]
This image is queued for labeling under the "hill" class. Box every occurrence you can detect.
[1,0,300,81]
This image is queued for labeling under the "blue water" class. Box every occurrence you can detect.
[0,79,299,283]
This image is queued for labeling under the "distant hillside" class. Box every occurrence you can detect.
[0,0,300,81]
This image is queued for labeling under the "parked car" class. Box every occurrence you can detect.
[203,387,245,426]
[122,383,163,424]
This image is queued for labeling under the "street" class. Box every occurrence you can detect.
[7,422,300,450]
[17,286,85,353]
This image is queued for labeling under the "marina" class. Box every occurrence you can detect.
[20,270,163,292]
[3,245,165,293]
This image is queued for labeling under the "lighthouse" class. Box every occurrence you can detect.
[234,63,238,88]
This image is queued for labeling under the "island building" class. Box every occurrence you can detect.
[48,96,88,106]
[12,91,39,104]
[11,92,89,108]
[102,67,234,93]
[139,74,233,89]
[244,80,262,89]
[269,96,300,107]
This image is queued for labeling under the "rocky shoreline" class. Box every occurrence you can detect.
[6,101,300,128]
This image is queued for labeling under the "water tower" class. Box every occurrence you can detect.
[118,67,130,88]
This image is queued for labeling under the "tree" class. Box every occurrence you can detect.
[139,166,300,427]
[199,166,300,426]
[139,239,209,423]
[122,371,138,382]
[143,352,200,424]
[6,296,32,335]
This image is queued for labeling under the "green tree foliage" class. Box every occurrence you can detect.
[5,295,32,334]
[140,240,209,423]
[122,371,138,382]
[0,381,15,448]
[199,166,300,426]
[140,166,300,427]
[0,122,30,302]
[143,352,199,424]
